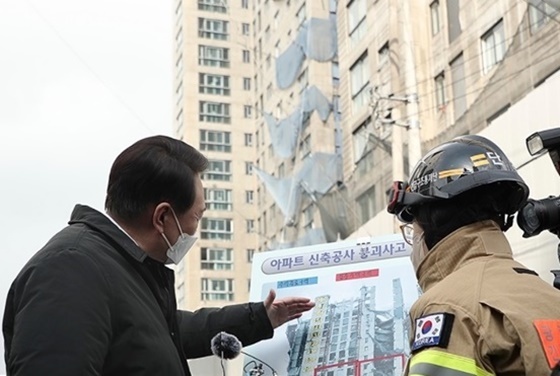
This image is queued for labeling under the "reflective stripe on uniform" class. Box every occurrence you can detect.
[409,349,493,376]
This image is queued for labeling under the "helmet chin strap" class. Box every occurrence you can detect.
[501,214,515,231]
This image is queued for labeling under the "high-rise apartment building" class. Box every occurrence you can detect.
[173,0,560,373]
[174,0,259,373]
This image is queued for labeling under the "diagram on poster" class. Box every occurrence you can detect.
[241,233,420,376]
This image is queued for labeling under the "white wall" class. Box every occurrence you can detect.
[480,70,560,285]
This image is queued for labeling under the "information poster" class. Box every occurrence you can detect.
[241,233,420,376]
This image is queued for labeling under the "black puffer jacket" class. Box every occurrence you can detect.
[3,205,273,375]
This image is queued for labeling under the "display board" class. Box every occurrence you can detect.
[242,233,420,376]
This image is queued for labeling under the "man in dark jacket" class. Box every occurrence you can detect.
[3,136,315,375]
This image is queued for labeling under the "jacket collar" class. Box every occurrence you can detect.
[69,204,148,262]
[416,220,514,291]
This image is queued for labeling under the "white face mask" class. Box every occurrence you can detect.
[161,207,198,265]
[410,224,429,274]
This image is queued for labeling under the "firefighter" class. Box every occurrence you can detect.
[387,134,560,375]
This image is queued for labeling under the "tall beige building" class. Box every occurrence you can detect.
[174,0,259,373]
[173,0,560,374]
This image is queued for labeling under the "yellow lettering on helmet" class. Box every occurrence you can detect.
[438,169,464,179]
[470,154,490,167]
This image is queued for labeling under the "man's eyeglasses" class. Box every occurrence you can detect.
[400,224,414,245]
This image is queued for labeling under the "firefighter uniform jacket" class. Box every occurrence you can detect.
[406,220,560,375]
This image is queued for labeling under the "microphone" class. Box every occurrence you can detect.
[211,331,242,360]
[211,331,242,376]
[210,332,278,376]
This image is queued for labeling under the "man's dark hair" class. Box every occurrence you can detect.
[413,182,518,249]
[105,136,208,222]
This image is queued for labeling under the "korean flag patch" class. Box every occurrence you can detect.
[412,313,454,352]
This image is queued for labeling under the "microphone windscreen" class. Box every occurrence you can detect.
[211,331,242,360]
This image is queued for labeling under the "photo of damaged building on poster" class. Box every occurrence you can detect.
[284,279,413,376]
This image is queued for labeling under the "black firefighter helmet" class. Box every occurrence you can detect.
[387,134,529,223]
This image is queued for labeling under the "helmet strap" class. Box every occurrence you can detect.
[501,214,514,231]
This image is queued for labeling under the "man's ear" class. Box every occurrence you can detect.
[152,202,171,233]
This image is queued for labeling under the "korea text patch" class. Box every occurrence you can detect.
[412,313,454,352]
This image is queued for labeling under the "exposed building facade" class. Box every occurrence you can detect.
[173,0,560,373]
[339,0,560,239]
[285,280,407,376]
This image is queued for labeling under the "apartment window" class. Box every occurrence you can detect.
[435,72,446,109]
[296,4,306,28]
[176,0,183,18]
[348,0,366,46]
[199,73,230,95]
[430,1,441,35]
[204,188,232,210]
[332,61,340,86]
[297,68,308,94]
[352,118,369,163]
[245,161,253,175]
[378,42,389,66]
[198,0,227,13]
[278,162,285,178]
[447,0,461,43]
[199,101,231,124]
[357,186,376,225]
[242,49,251,63]
[243,77,251,90]
[303,204,314,231]
[529,0,560,32]
[247,249,255,262]
[202,160,232,181]
[201,248,233,270]
[350,52,370,114]
[201,278,234,301]
[242,22,250,35]
[241,0,248,9]
[301,111,311,132]
[198,18,229,40]
[200,130,231,152]
[450,53,467,120]
[200,218,233,240]
[176,54,183,77]
[199,45,230,68]
[244,133,253,146]
[299,134,311,158]
[245,190,254,204]
[175,27,183,52]
[353,118,374,176]
[176,109,184,133]
[481,20,505,74]
[246,219,255,233]
[265,54,271,69]
[274,11,279,29]
[175,81,183,105]
[244,105,253,119]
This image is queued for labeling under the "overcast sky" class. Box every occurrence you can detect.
[0,0,173,371]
